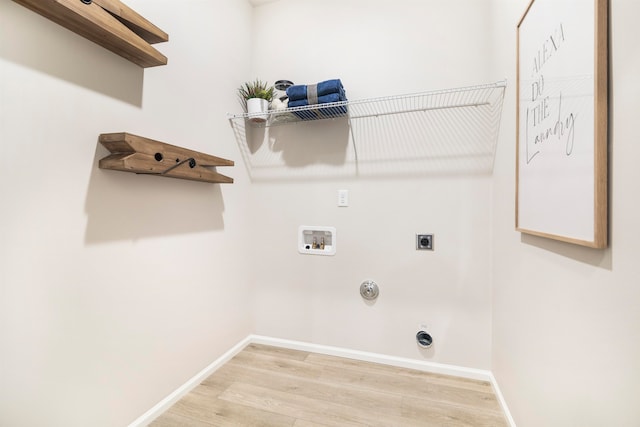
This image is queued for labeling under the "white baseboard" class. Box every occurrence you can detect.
[488,372,517,427]
[129,334,515,427]
[250,334,493,381]
[127,335,251,427]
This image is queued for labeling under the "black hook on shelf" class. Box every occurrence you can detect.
[137,157,196,176]
[160,157,196,174]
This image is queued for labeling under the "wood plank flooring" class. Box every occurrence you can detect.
[150,344,508,426]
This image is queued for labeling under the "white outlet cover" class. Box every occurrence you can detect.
[338,189,349,207]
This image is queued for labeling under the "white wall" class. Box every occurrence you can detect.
[247,0,498,369]
[0,1,254,426]
[6,0,638,425]
[491,0,640,426]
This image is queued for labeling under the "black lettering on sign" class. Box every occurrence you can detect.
[526,92,577,164]
[531,23,565,77]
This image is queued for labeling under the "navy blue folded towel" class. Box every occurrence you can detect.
[285,79,347,119]
[287,92,345,108]
[286,79,345,102]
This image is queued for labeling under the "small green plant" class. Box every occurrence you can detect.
[237,79,274,111]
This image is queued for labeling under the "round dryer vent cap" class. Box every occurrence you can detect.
[416,331,433,348]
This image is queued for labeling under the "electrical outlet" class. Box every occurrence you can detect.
[338,189,349,207]
[416,234,433,250]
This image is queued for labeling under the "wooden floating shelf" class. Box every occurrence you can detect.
[12,0,168,68]
[99,133,234,184]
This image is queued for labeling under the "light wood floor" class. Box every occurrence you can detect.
[150,344,508,426]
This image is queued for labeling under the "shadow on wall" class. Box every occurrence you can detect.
[521,233,613,270]
[232,116,354,181]
[270,118,351,168]
[0,1,143,107]
[84,144,226,243]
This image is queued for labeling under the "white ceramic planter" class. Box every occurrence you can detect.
[246,98,269,123]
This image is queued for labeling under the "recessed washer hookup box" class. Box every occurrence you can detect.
[298,226,336,256]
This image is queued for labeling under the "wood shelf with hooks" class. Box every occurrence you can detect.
[99,133,234,184]
[12,0,168,68]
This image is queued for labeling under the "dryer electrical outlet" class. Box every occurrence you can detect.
[416,234,434,250]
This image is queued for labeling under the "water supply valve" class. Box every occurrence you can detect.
[360,280,379,300]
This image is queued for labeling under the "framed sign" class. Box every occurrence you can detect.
[516,0,608,248]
